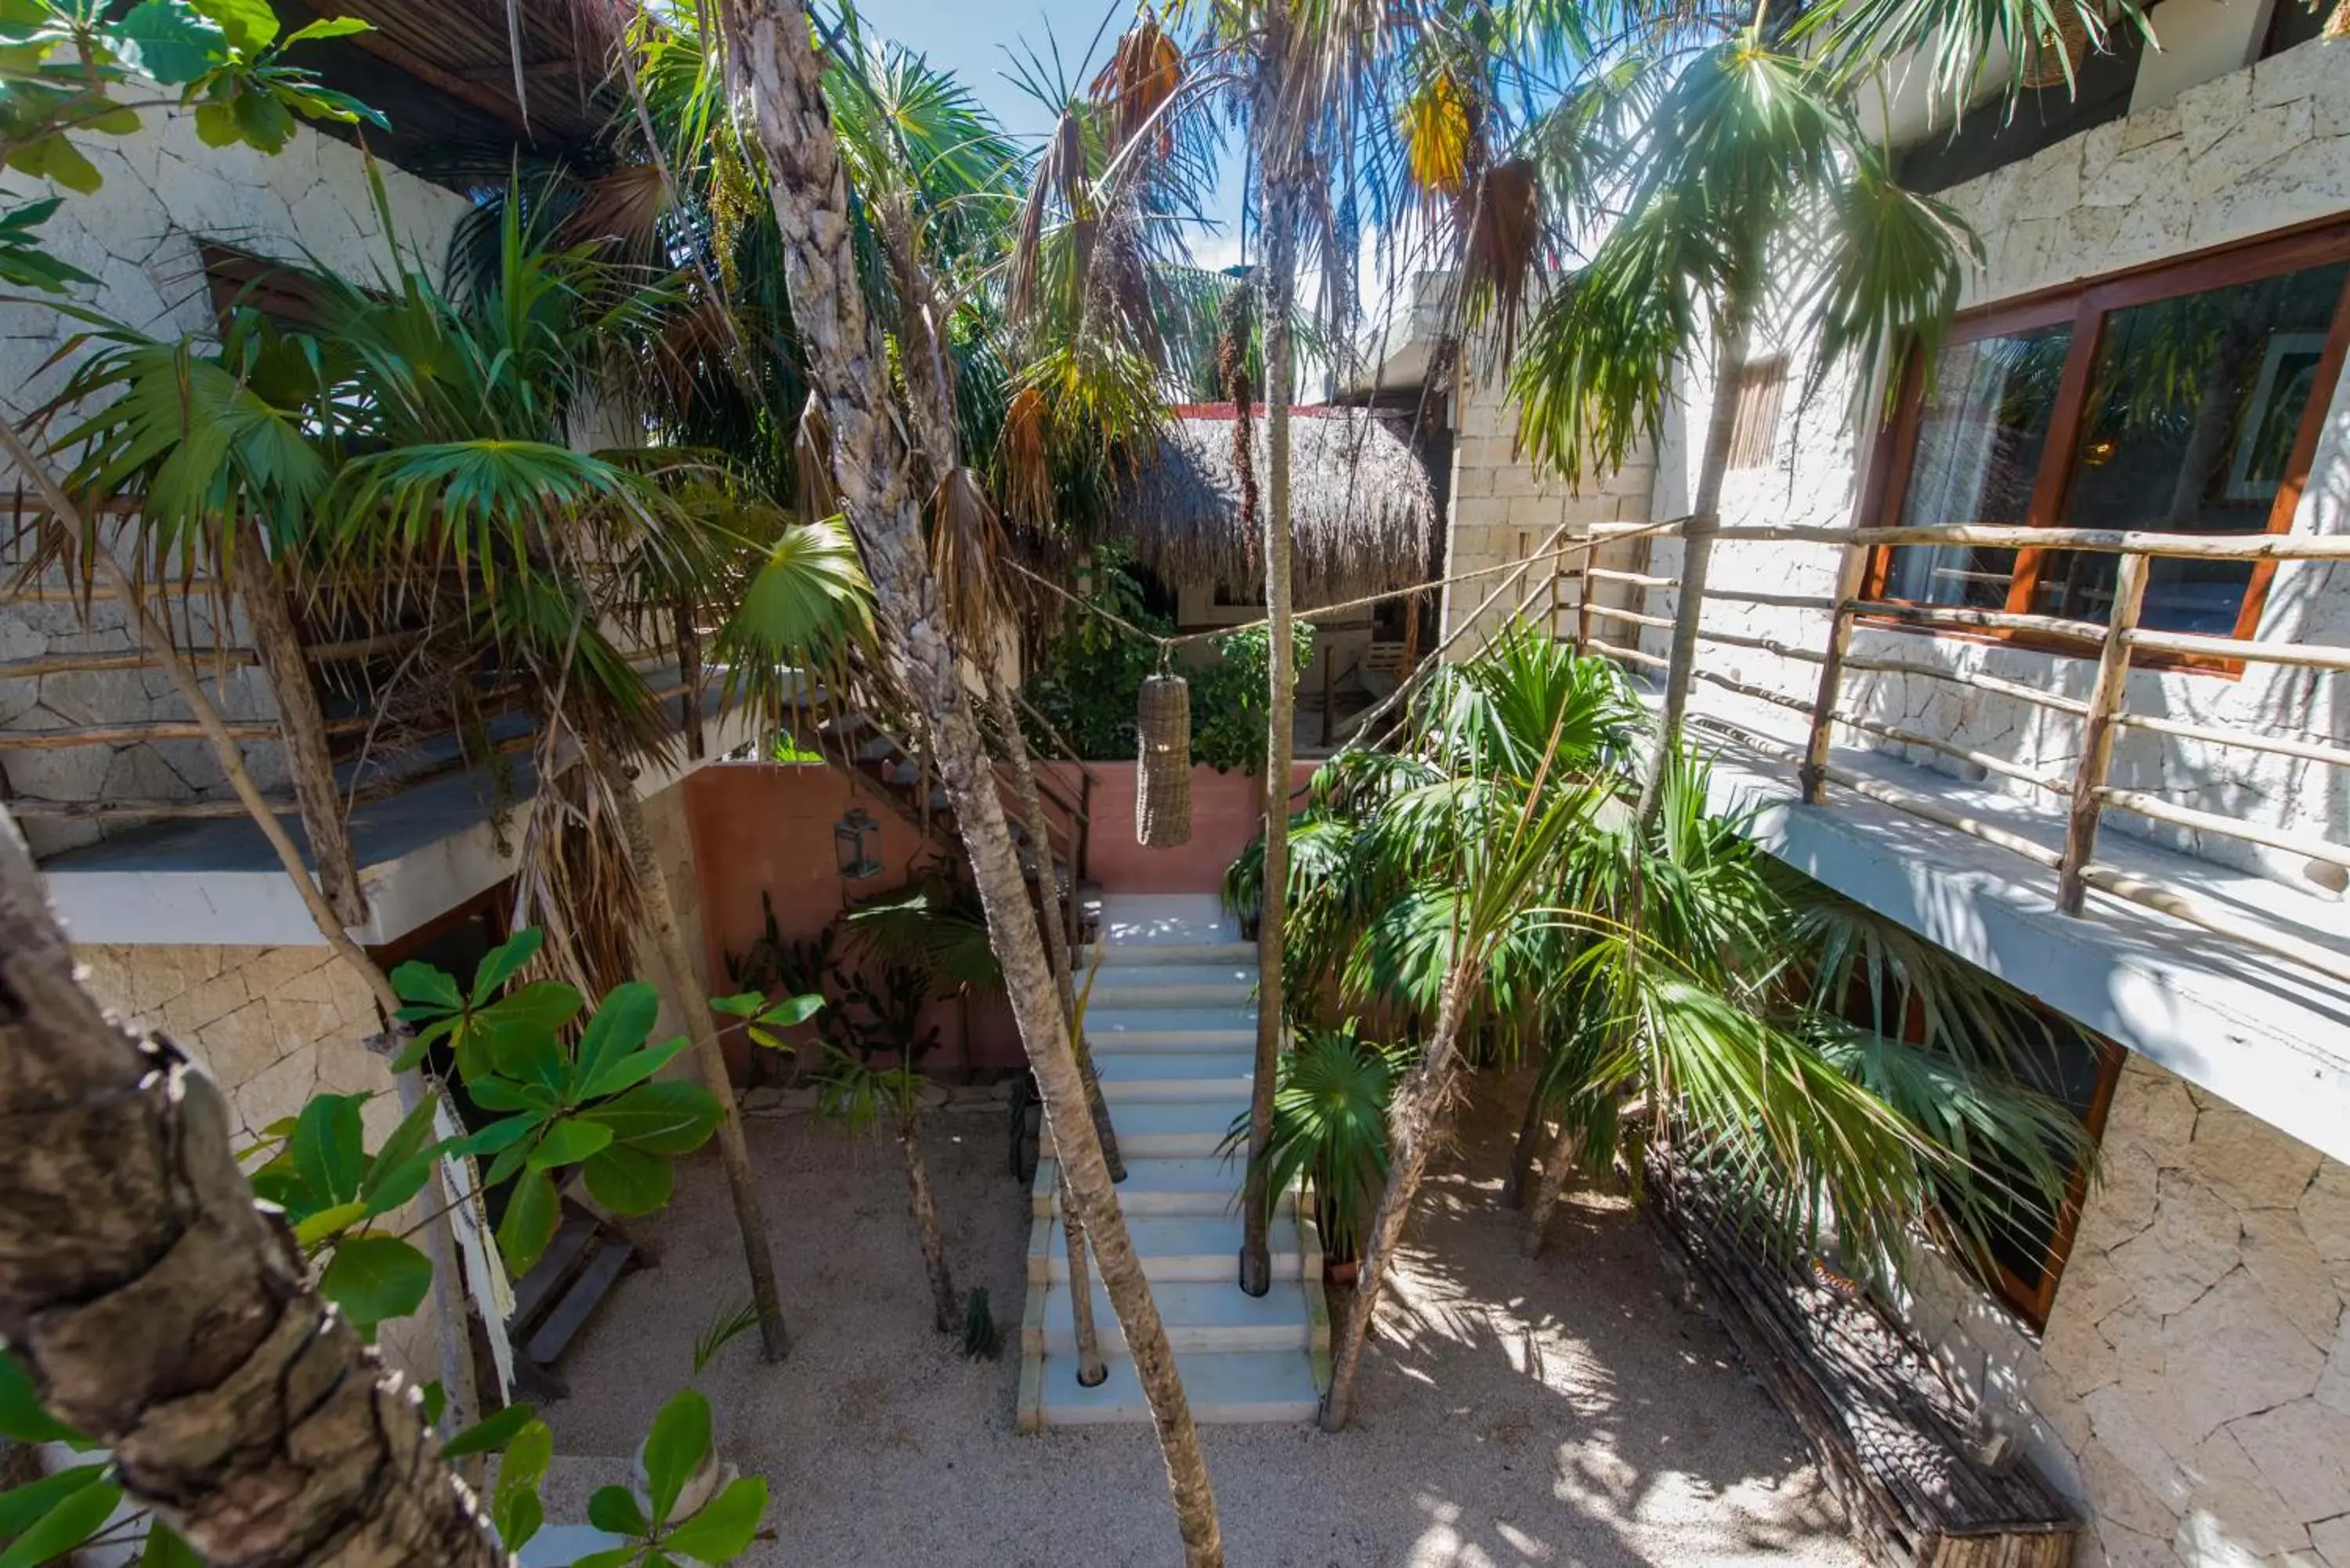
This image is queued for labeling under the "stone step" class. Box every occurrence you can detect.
[1031,1156,1282,1217]
[1031,1281,1321,1356]
[1094,1050,1255,1100]
[1086,1006,1257,1050]
[1044,1097,1239,1158]
[1087,963,1258,1008]
[1078,940,1259,968]
[1032,1349,1322,1426]
[1029,1213,1298,1284]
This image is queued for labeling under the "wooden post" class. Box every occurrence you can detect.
[1573,537,1596,656]
[1318,643,1334,746]
[2058,551,2150,914]
[1799,540,1871,805]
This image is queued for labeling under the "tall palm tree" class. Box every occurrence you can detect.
[717,4,1226,1562]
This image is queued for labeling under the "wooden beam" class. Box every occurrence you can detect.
[2058,554,2150,914]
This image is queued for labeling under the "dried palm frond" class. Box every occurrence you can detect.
[929,464,1014,651]
[566,162,671,252]
[1091,12,1185,161]
[1001,385,1056,529]
[1011,108,1093,328]
[1401,67,1477,207]
[1459,159,1542,371]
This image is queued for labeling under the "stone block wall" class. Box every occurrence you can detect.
[0,103,468,859]
[1894,1054,2350,1568]
[1440,367,1658,652]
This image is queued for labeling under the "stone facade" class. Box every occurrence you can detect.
[1895,1054,2350,1568]
[0,104,468,859]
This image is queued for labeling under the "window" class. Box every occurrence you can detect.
[1866,222,2350,659]
[1727,358,1788,471]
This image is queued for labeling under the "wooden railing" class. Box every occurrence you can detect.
[1557,520,2350,987]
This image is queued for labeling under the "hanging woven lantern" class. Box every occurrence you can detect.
[1137,670,1192,847]
[2019,4,2091,90]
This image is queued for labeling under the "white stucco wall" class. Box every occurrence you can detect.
[0,105,469,859]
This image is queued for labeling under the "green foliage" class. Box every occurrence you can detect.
[1191,621,1317,775]
[577,1392,770,1568]
[0,1465,117,1568]
[1221,1024,1409,1261]
[960,1288,1000,1360]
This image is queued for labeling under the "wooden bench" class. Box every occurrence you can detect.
[1647,1159,2080,1568]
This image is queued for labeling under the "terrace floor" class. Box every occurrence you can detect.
[540,1073,1861,1567]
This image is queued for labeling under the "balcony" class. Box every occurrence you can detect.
[1560,518,2350,1165]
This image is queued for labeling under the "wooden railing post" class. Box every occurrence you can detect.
[2058,551,2151,914]
[1799,539,1871,805]
[1573,538,1596,656]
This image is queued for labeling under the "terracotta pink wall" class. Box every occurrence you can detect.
[681,763,1023,1078]
[1050,761,1315,895]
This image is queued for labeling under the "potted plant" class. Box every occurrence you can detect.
[1223,1022,1408,1284]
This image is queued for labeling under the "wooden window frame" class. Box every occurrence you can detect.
[1966,1032,2124,1331]
[1860,217,2350,677]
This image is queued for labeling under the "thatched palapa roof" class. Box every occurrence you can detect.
[1121,406,1438,601]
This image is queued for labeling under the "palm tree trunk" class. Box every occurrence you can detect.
[1319,966,1475,1433]
[0,413,483,1445]
[1634,298,1753,831]
[898,1104,959,1333]
[1242,192,1300,1299]
[233,517,366,926]
[719,10,1222,1561]
[0,807,508,1568]
[996,692,1123,1181]
[1056,1170,1108,1384]
[1504,1079,1548,1209]
[1520,1122,1587,1258]
[607,767,791,1362]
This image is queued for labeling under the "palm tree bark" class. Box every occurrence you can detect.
[1319,966,1474,1433]
[1504,1080,1548,1209]
[0,412,483,1443]
[1634,298,1753,831]
[233,517,366,926]
[719,8,1222,1561]
[1241,191,1300,1299]
[898,1106,960,1333]
[608,765,791,1361]
[0,806,508,1568]
[1520,1122,1587,1258]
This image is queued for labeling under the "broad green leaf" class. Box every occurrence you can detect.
[640,1390,711,1527]
[581,1082,723,1156]
[709,992,765,1019]
[0,1352,81,1445]
[139,1521,204,1567]
[468,927,544,1007]
[663,1477,767,1563]
[291,1093,367,1208]
[359,1149,440,1220]
[473,981,585,1072]
[0,1465,107,1540]
[367,1090,442,1182]
[569,1549,644,1568]
[759,995,824,1030]
[420,1380,446,1428]
[84,103,141,135]
[319,1235,432,1331]
[586,1485,647,1536]
[441,1400,537,1458]
[291,1198,367,1248]
[496,1169,561,1274]
[230,80,295,152]
[526,1118,614,1172]
[390,959,462,1012]
[0,1472,120,1568]
[467,1075,558,1115]
[483,1134,539,1190]
[579,1037,688,1103]
[573,982,659,1100]
[492,1418,553,1551]
[191,0,277,52]
[581,1144,671,1216]
[116,0,226,84]
[283,15,373,46]
[460,1114,538,1158]
[17,134,99,194]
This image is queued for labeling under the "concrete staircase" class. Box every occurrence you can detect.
[1017,894,1329,1429]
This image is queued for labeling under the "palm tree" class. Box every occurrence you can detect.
[717,4,1226,1562]
[1235,630,2087,1429]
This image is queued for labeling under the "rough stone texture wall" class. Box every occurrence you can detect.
[1636,36,2350,896]
[0,105,468,859]
[69,941,444,1380]
[1441,367,1658,652]
[1893,1053,2350,1568]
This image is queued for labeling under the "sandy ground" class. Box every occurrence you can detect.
[541,1075,1864,1568]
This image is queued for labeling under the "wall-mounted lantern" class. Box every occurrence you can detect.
[834,807,882,881]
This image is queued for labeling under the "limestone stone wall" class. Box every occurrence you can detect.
[0,104,468,859]
[1636,35,2350,897]
[1440,366,1658,652]
[1893,1054,2350,1568]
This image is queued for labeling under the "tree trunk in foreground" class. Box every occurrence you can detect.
[0,807,507,1568]
[720,8,1221,1562]
[1242,192,1300,1299]
[1634,301,1752,833]
[899,1107,960,1333]
[610,768,791,1360]
[1320,967,1476,1433]
[0,414,483,1447]
[1504,1082,1548,1209]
